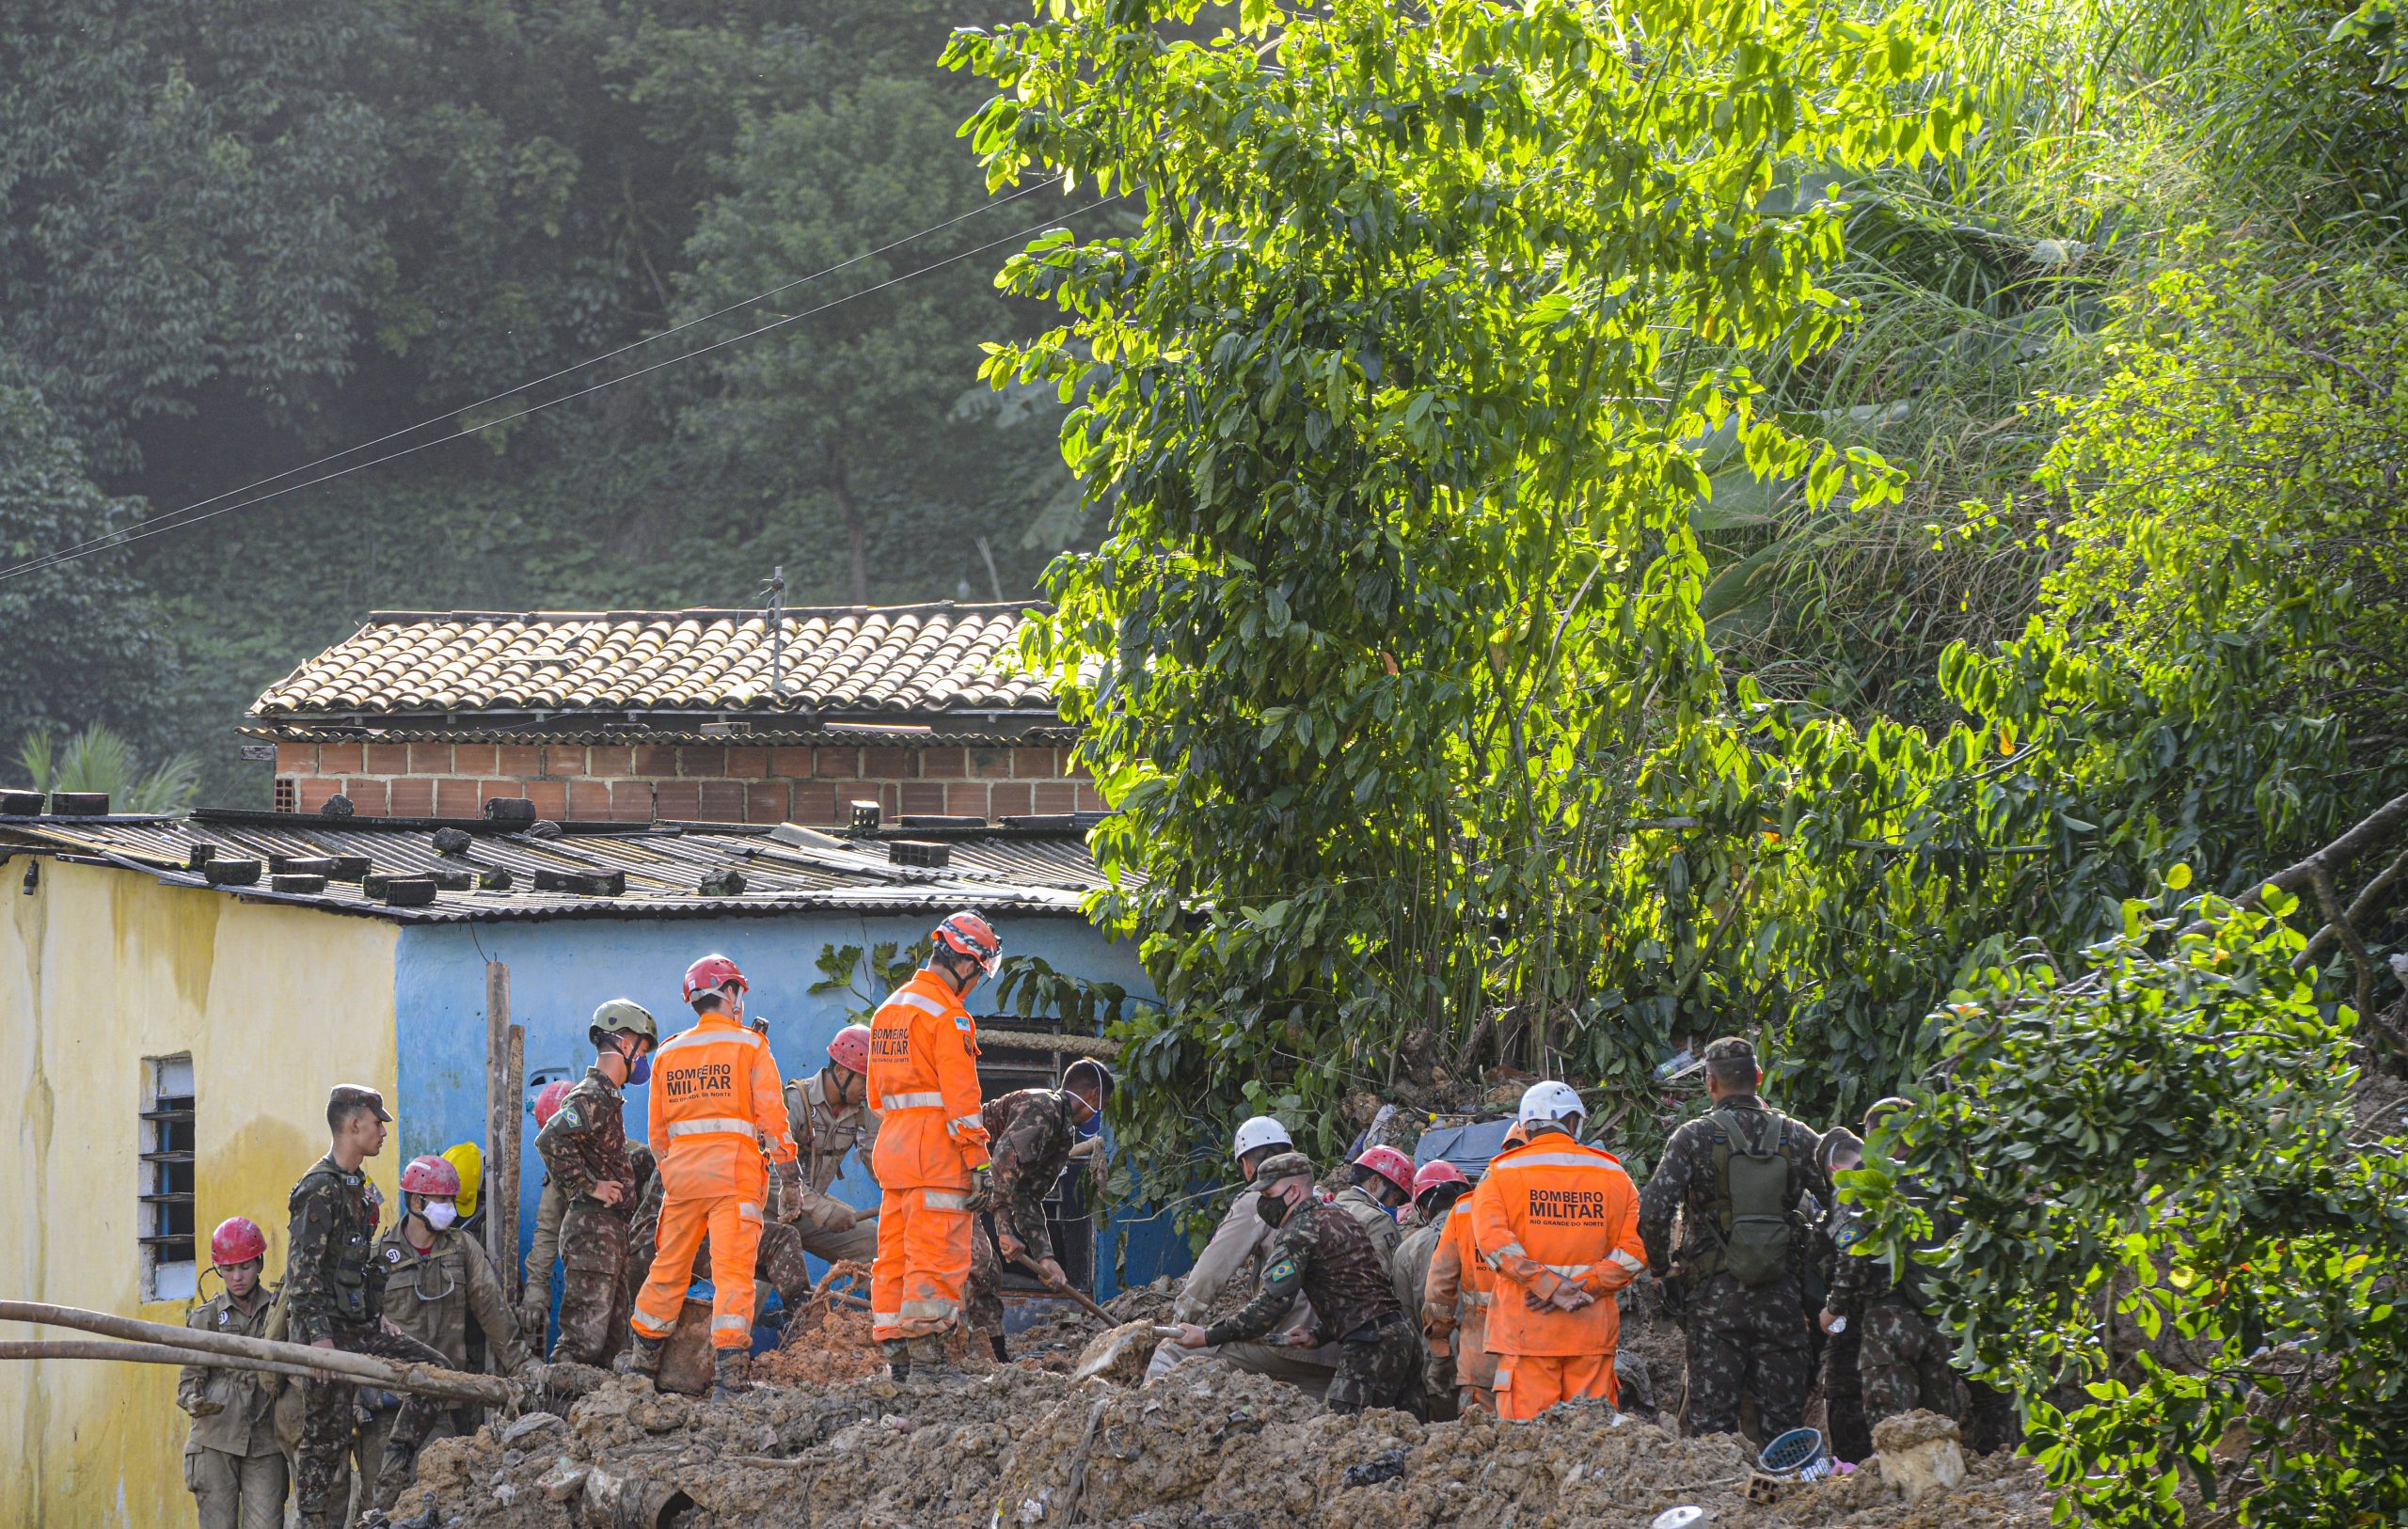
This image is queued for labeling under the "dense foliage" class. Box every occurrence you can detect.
[0,1,1102,796]
[1854,883,2408,1520]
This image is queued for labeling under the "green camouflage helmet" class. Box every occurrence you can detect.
[590,998,658,1047]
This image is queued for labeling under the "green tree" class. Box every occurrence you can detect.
[950,0,1970,1189]
[0,383,179,749]
[1854,878,2408,1522]
[16,726,201,814]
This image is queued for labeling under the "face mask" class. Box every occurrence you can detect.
[1257,1188,1294,1228]
[627,1053,652,1086]
[1076,1111,1102,1142]
[423,1201,457,1231]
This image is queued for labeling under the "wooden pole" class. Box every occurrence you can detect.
[0,1337,325,1383]
[496,1018,525,1304]
[484,959,511,1283]
[0,1300,510,1405]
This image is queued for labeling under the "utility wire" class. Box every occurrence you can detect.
[0,197,1117,585]
[0,176,1073,584]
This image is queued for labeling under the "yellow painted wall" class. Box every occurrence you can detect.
[0,859,400,1528]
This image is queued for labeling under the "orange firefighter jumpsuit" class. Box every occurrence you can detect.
[1421,1193,1501,1411]
[867,971,990,1340]
[630,1014,796,1353]
[1469,1132,1646,1420]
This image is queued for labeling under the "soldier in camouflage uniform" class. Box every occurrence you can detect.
[534,1001,656,1366]
[1639,1037,1829,1439]
[1809,1126,1874,1460]
[1146,1116,1343,1395]
[1393,1160,1469,1420]
[1172,1152,1420,1414]
[287,1085,452,1529]
[1825,1097,1964,1432]
[966,1062,1111,1357]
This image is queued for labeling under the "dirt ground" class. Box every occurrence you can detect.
[405,1322,2049,1529]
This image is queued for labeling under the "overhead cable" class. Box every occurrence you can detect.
[0,177,1077,583]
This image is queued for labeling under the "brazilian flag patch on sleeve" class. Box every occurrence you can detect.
[1265,1256,1299,1285]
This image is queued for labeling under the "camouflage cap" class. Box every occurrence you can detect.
[1701,1035,1758,1065]
[1252,1150,1316,1186]
[329,1083,391,1123]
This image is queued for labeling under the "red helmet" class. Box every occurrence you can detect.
[400,1155,462,1197]
[210,1216,267,1267]
[828,1024,873,1075]
[932,911,1002,977]
[532,1079,575,1130]
[1354,1144,1416,1197]
[683,953,748,1002]
[1412,1159,1470,1204]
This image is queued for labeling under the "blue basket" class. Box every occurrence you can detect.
[1760,1427,1825,1475]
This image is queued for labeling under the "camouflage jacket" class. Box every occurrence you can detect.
[1637,1095,1828,1280]
[981,1087,1081,1257]
[1826,1178,1944,1317]
[371,1222,527,1373]
[535,1066,637,1206]
[1205,1198,1402,1348]
[285,1155,386,1345]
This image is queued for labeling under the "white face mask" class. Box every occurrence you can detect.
[422,1201,458,1231]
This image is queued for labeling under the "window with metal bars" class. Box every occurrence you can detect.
[140,1055,197,1300]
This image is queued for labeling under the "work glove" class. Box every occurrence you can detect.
[961,1165,994,1213]
[814,1199,858,1235]
[769,1160,804,1223]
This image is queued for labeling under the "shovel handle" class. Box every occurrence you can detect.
[1006,1252,1114,1323]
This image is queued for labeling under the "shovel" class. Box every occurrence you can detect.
[1005,1250,1116,1325]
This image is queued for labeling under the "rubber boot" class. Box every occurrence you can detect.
[614,1332,665,1385]
[908,1332,959,1388]
[710,1347,754,1402]
[990,1331,1010,1365]
[880,1338,912,1384]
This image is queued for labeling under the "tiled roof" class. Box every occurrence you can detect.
[0,809,1115,925]
[250,602,1054,723]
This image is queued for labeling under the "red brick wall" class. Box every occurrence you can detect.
[270,743,1102,825]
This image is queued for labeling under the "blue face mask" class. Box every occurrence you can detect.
[1076,1110,1102,1142]
[617,1040,651,1086]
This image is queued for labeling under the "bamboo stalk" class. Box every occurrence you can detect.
[0,1300,510,1405]
[0,1337,323,1383]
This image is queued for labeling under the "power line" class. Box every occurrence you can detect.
[1,176,1072,583]
[0,196,1118,585]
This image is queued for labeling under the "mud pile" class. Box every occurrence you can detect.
[405,1358,2048,1528]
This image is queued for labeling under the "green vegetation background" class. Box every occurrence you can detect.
[0,1,1107,802]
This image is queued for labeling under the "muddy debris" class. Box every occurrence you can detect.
[404,1352,2049,1529]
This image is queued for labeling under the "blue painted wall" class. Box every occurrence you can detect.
[388,909,1182,1301]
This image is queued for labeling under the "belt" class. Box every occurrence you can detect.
[1342,1310,1409,1343]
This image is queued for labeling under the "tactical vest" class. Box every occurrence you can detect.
[1687,1108,1799,1287]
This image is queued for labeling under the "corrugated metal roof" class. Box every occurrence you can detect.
[249,602,1055,728]
[0,811,1112,926]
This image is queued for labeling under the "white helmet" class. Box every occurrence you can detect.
[1517,1080,1586,1127]
[1233,1115,1293,1159]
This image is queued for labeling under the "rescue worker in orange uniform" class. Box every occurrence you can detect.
[623,954,800,1399]
[867,910,1001,1386]
[1470,1080,1647,1420]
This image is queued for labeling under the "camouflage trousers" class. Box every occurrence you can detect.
[1963,1377,2022,1456]
[295,1321,449,1520]
[1858,1298,1959,1426]
[966,1213,1044,1335]
[552,1199,631,1367]
[1819,1318,1873,1461]
[1681,1271,1814,1439]
[1327,1315,1424,1416]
